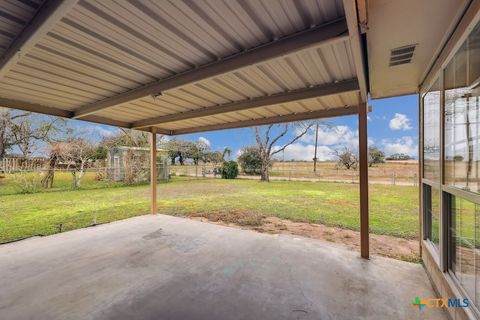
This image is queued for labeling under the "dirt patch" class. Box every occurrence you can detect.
[190,209,264,226]
[188,211,420,263]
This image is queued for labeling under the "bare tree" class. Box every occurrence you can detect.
[254,122,314,181]
[41,143,63,189]
[334,147,358,170]
[58,139,96,188]
[101,128,149,148]
[0,108,65,159]
[11,116,64,158]
[0,108,28,158]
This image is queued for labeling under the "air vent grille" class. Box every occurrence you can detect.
[389,44,416,67]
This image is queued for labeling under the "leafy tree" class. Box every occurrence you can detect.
[92,145,108,160]
[368,146,385,167]
[165,139,190,165]
[222,147,231,160]
[204,151,224,164]
[254,122,313,181]
[385,153,412,160]
[237,146,263,175]
[334,147,358,170]
[221,161,238,179]
[187,140,209,165]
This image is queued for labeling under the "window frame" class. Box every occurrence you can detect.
[421,72,444,265]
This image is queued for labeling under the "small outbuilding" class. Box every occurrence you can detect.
[106,146,169,183]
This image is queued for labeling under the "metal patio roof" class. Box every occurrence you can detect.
[0,0,367,134]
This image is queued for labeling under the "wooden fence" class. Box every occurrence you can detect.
[0,158,46,173]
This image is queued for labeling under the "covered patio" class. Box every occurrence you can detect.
[1,0,479,318]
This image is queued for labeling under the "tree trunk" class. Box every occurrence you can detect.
[260,155,270,182]
[41,155,57,189]
[71,171,77,189]
[76,170,84,188]
[75,162,86,188]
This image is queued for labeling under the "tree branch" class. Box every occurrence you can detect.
[264,124,274,147]
[270,123,313,156]
[267,124,288,154]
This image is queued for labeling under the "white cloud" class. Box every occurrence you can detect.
[300,125,358,148]
[198,137,211,147]
[389,113,412,130]
[75,125,120,138]
[272,144,335,161]
[381,136,418,158]
[299,124,374,150]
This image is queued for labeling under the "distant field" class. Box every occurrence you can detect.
[170,160,419,183]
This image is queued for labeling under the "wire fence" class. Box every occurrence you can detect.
[0,165,168,195]
[169,163,419,186]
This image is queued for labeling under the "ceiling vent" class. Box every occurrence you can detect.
[389,44,416,67]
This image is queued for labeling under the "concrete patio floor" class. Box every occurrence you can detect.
[0,214,447,320]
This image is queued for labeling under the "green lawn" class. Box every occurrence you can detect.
[0,176,419,243]
[0,171,126,196]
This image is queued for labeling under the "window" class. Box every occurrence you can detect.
[424,78,442,182]
[445,25,480,193]
[424,184,440,250]
[444,20,480,313]
[448,195,479,309]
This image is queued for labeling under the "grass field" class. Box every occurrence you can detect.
[0,170,126,196]
[0,175,419,243]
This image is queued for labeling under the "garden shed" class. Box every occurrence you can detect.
[106,146,169,182]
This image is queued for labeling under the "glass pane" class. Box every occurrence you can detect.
[431,186,440,249]
[424,184,440,251]
[470,22,480,87]
[424,78,441,181]
[450,196,479,309]
[445,21,480,194]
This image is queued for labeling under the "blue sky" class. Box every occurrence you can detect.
[70,94,419,160]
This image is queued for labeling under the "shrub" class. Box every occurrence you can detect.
[221,161,238,179]
[237,146,263,174]
[12,171,41,194]
[368,146,385,167]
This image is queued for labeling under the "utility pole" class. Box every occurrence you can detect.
[313,123,319,173]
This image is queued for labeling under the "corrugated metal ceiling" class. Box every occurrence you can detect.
[0,0,45,57]
[0,0,363,134]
